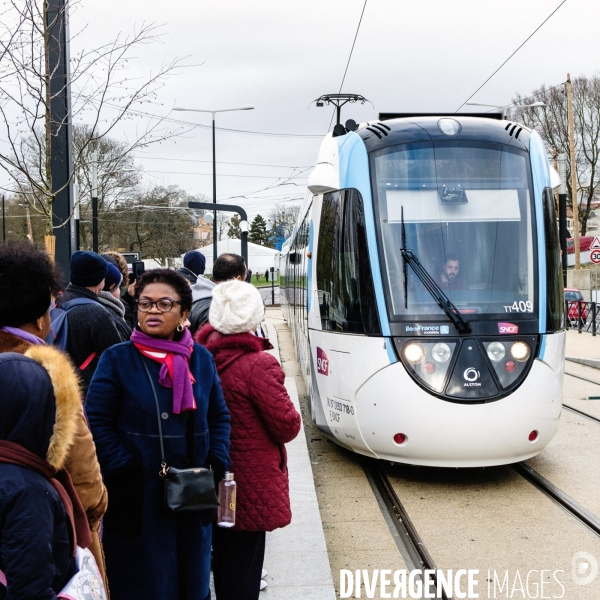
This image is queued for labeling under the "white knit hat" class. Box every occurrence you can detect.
[209,279,264,334]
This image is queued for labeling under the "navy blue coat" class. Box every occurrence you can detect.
[86,341,230,600]
[0,351,78,600]
[0,465,73,600]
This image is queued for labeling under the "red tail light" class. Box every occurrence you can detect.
[393,433,407,445]
[528,430,538,442]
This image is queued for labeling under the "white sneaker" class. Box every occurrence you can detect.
[260,579,268,591]
[261,569,268,579]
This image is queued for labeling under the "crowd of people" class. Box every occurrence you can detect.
[0,242,301,600]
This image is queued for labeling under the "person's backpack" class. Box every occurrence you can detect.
[46,298,99,369]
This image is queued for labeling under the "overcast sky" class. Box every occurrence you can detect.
[6,0,600,223]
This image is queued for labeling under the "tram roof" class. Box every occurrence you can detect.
[357,114,531,153]
[379,112,502,120]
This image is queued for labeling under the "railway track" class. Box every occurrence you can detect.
[563,370,600,423]
[362,452,600,599]
[362,459,451,600]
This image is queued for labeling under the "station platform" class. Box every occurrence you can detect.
[257,321,336,599]
[565,329,600,369]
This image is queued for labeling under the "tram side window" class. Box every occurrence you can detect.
[543,187,564,331]
[316,189,381,334]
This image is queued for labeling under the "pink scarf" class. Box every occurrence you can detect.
[131,328,196,413]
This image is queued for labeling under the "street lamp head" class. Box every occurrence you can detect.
[465,101,497,107]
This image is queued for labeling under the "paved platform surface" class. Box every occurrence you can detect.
[261,321,336,599]
[565,329,600,368]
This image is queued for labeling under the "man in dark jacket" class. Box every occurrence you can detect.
[178,250,207,284]
[189,253,247,335]
[55,251,124,391]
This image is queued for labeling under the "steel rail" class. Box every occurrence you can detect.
[562,404,600,425]
[362,460,451,600]
[511,462,600,537]
[564,371,600,387]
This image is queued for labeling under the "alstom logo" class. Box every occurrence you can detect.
[317,348,329,376]
[498,322,519,334]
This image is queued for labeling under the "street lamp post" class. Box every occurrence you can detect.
[18,202,34,244]
[173,105,254,261]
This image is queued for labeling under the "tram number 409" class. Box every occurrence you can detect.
[503,300,534,313]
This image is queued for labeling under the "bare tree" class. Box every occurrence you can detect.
[0,0,187,252]
[512,75,600,234]
[88,184,199,264]
[269,203,301,240]
[217,211,229,241]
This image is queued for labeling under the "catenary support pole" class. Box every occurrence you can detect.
[212,115,217,262]
[73,181,80,251]
[47,0,72,272]
[91,151,98,253]
[1,195,5,243]
[567,74,580,270]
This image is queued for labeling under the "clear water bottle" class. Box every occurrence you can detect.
[217,472,236,528]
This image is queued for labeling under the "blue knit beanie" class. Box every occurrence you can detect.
[70,251,108,287]
[183,251,206,275]
[103,262,123,292]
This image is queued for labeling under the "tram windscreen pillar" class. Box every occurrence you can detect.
[558,153,568,288]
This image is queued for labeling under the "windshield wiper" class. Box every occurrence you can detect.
[400,207,471,334]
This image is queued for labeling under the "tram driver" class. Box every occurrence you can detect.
[437,253,466,292]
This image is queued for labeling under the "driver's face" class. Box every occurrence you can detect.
[444,260,460,280]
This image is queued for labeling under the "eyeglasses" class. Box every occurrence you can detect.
[136,298,181,313]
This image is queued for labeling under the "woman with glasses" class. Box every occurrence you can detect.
[86,269,231,600]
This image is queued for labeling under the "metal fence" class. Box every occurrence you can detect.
[565,300,600,335]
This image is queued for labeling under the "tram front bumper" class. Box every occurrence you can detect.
[354,358,562,468]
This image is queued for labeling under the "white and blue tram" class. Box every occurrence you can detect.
[281,114,565,467]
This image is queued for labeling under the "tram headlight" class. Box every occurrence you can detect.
[437,118,462,136]
[486,341,506,362]
[403,343,425,364]
[510,341,530,362]
[431,343,452,363]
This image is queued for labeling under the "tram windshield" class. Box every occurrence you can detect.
[371,141,536,321]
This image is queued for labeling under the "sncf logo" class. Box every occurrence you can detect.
[498,322,519,334]
[317,347,329,376]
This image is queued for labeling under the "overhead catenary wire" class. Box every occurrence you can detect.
[481,81,567,113]
[455,0,568,112]
[73,94,323,138]
[133,156,313,169]
[142,171,307,180]
[328,0,369,130]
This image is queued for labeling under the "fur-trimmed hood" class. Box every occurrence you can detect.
[0,345,82,470]
[26,345,83,469]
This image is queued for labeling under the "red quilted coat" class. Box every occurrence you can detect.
[196,324,301,532]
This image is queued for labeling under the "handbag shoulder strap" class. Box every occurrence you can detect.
[140,355,168,474]
[185,413,195,467]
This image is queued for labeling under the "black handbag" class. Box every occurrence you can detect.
[141,357,219,512]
